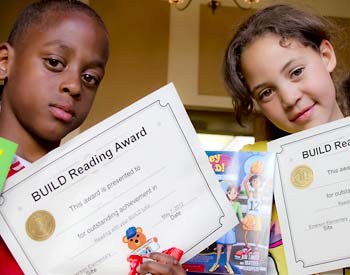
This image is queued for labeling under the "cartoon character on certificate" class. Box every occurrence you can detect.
[123,226,160,260]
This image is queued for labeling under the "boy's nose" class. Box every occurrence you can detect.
[60,74,81,99]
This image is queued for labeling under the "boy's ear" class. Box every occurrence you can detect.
[319,39,336,73]
[0,42,13,81]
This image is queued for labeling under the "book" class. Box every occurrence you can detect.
[183,151,275,275]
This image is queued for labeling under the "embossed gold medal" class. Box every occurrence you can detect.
[290,165,314,188]
[26,210,55,241]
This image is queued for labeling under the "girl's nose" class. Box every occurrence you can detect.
[279,85,302,109]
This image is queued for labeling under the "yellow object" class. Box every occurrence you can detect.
[208,263,219,272]
[225,264,235,274]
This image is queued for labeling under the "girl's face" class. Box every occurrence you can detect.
[240,34,343,133]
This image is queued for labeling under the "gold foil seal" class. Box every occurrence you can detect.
[290,165,313,188]
[25,210,55,241]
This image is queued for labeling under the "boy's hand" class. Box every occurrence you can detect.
[136,252,186,275]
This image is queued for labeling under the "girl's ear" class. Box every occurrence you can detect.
[0,42,13,81]
[319,39,336,73]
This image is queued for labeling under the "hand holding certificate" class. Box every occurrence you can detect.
[268,117,350,275]
[0,83,238,274]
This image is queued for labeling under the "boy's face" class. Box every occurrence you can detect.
[240,34,343,133]
[2,11,109,142]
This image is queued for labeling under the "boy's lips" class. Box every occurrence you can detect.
[290,104,315,122]
[49,103,75,122]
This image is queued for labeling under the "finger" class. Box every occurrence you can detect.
[148,252,179,265]
[136,261,186,275]
[136,254,186,275]
[137,260,175,275]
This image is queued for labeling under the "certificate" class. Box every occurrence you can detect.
[0,83,238,274]
[268,117,350,275]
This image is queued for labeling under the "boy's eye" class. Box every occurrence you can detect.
[82,73,100,87]
[44,58,65,71]
[49,59,59,67]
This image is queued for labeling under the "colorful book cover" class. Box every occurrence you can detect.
[0,137,17,192]
[183,151,275,275]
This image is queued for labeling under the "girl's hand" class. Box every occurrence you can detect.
[136,252,186,275]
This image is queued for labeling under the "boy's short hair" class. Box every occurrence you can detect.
[8,0,108,48]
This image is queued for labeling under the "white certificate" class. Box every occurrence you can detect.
[0,83,238,275]
[268,117,350,275]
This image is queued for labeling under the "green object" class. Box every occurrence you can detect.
[0,137,17,192]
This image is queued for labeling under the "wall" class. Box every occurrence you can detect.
[0,1,33,42]
[84,0,170,130]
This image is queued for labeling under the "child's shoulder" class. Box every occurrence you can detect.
[240,141,267,152]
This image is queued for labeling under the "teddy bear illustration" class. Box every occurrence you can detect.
[122,226,159,258]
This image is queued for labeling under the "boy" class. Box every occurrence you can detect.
[0,0,109,273]
[0,1,186,274]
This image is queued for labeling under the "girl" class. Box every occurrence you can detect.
[223,4,346,275]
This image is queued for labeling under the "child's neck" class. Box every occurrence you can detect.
[0,113,60,162]
[16,138,59,163]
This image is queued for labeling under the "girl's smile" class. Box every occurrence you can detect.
[290,103,315,123]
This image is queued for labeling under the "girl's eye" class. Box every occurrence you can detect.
[291,67,304,78]
[82,73,100,87]
[44,58,65,71]
[258,88,273,101]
